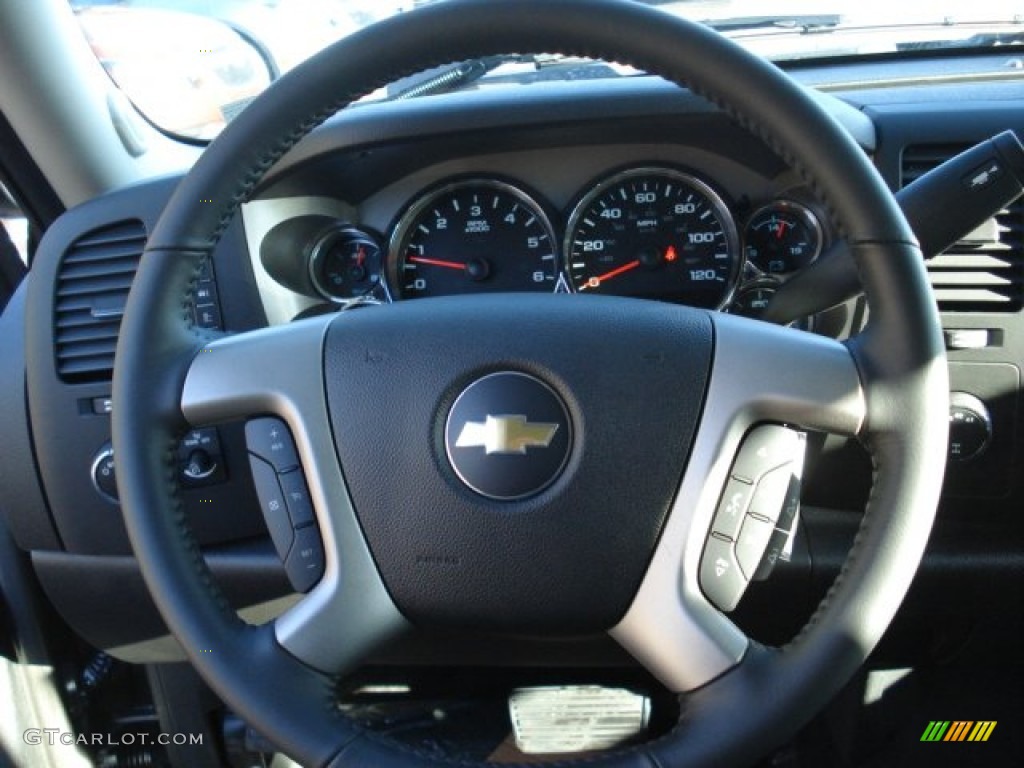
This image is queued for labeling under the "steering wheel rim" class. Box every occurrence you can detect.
[112,1,948,766]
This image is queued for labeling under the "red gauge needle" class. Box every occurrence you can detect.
[775,220,788,239]
[355,245,366,267]
[408,255,465,270]
[580,259,641,290]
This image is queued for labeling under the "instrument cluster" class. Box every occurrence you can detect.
[259,165,828,319]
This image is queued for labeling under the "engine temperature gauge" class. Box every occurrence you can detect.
[744,201,823,275]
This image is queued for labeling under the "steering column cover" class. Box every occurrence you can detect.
[113,1,947,766]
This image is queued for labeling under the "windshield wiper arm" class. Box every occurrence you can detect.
[388,56,510,101]
[703,15,842,34]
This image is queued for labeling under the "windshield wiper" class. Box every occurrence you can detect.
[386,54,619,101]
[703,15,842,34]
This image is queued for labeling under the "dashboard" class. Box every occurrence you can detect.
[2,56,1023,664]
[240,78,854,328]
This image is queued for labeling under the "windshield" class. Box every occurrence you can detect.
[69,0,1023,140]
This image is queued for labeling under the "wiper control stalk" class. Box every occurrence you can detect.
[765,130,1024,324]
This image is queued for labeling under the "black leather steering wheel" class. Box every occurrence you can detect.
[112,1,949,766]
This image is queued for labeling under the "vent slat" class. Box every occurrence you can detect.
[929,252,1015,270]
[59,257,140,280]
[902,146,1024,313]
[928,272,1016,287]
[62,241,146,265]
[55,324,121,346]
[55,220,145,383]
[932,288,1016,304]
[56,273,136,298]
[56,339,118,361]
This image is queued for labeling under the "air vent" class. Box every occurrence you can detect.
[902,144,1024,312]
[55,220,146,382]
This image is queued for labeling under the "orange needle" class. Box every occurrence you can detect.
[580,259,641,290]
[409,255,465,270]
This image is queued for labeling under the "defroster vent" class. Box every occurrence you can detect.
[902,144,1024,312]
[54,220,146,382]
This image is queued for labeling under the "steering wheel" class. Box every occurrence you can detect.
[112,0,948,765]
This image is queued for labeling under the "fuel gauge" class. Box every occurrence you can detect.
[744,201,823,275]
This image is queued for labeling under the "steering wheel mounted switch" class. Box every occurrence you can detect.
[245,417,324,592]
[699,425,806,610]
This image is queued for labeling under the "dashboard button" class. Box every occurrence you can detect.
[91,447,118,503]
[183,449,218,481]
[285,525,325,593]
[248,455,293,560]
[245,418,300,473]
[699,535,747,612]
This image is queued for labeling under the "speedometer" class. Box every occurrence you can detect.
[390,179,559,299]
[565,167,740,308]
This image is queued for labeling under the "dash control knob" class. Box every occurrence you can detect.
[91,445,119,503]
[948,391,992,463]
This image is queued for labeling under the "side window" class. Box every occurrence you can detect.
[0,181,28,309]
[0,182,27,263]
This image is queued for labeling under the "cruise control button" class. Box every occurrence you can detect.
[285,525,325,593]
[736,514,775,580]
[279,469,315,528]
[248,455,293,560]
[731,425,801,483]
[699,535,747,612]
[245,417,300,472]
[711,478,754,540]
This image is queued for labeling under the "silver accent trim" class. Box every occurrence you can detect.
[610,313,865,692]
[509,686,650,754]
[181,315,409,674]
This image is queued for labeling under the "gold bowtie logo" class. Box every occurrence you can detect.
[455,415,559,455]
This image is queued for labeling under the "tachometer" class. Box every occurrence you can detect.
[391,179,559,299]
[565,167,740,308]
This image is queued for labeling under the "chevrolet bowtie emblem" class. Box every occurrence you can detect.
[455,415,559,455]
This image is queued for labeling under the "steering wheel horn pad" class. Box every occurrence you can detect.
[324,293,712,633]
[114,1,948,766]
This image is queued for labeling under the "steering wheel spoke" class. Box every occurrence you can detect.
[181,315,408,675]
[611,314,866,692]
